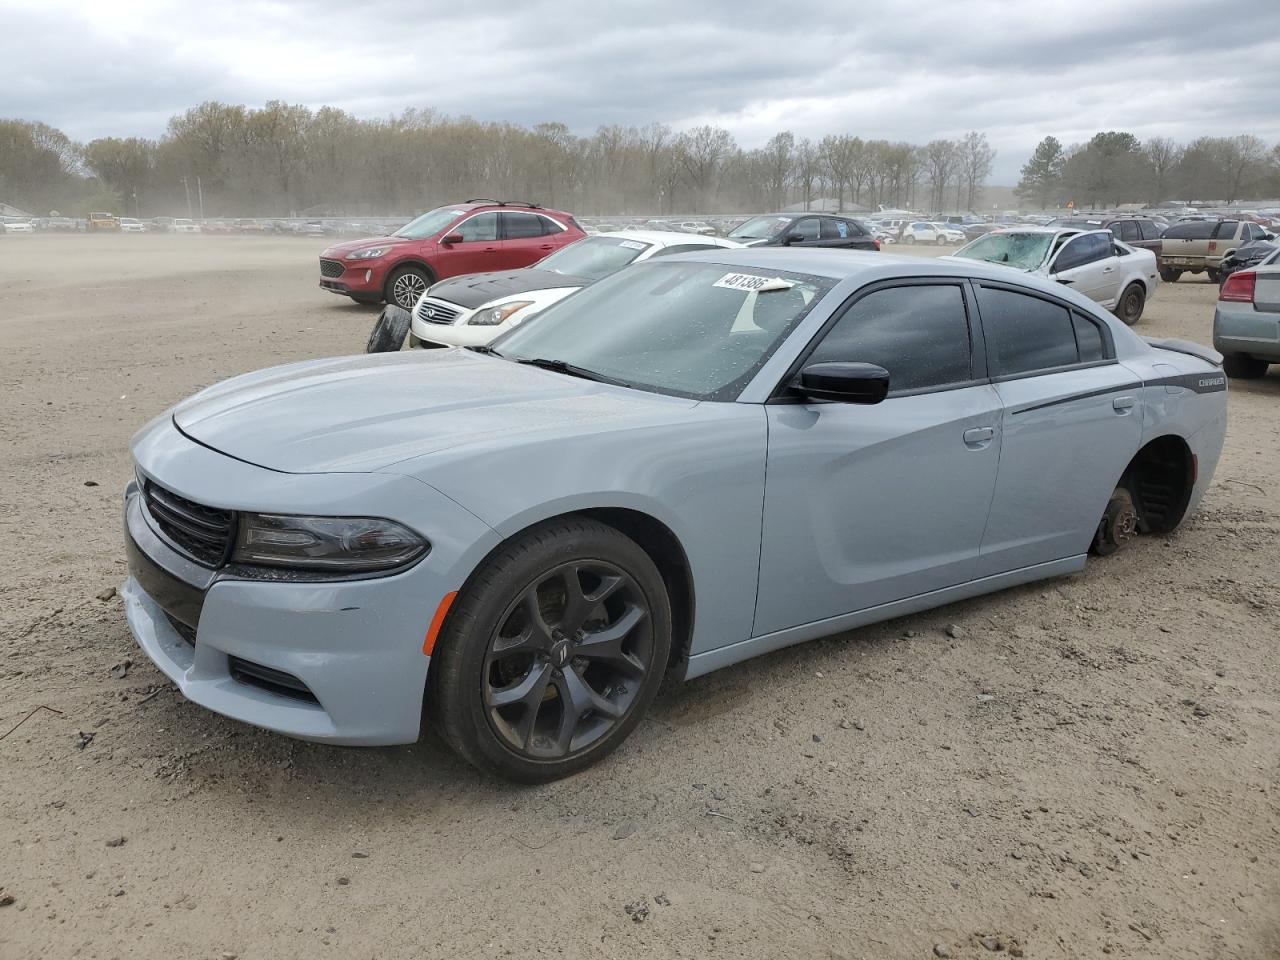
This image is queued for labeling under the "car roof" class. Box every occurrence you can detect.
[596,229,739,248]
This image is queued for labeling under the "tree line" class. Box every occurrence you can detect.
[1,101,995,218]
[1016,132,1280,210]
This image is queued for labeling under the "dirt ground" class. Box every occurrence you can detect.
[1,234,1277,960]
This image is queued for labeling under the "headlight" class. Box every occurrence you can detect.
[345,247,388,260]
[468,300,535,326]
[232,513,428,572]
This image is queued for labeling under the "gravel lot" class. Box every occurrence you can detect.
[1,234,1277,959]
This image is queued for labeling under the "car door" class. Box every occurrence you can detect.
[498,212,559,268]
[972,281,1143,574]
[440,212,504,275]
[753,280,1002,636]
[1049,232,1120,306]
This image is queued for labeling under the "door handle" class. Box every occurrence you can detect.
[539,244,554,250]
[1103,266,1115,273]
[1113,395,1137,412]
[483,246,498,252]
[963,426,994,446]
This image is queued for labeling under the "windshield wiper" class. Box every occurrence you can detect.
[512,357,631,388]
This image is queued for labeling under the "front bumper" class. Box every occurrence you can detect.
[1214,302,1280,361]
[122,420,501,745]
[319,260,385,296]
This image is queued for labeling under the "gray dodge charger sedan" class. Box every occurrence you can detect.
[123,249,1228,781]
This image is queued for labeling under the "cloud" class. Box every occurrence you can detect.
[4,0,1279,181]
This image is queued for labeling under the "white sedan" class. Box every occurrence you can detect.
[172,219,201,234]
[1,217,35,234]
[408,231,742,348]
[119,217,147,233]
[900,221,965,245]
[947,227,1160,325]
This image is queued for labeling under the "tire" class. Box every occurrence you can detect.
[365,305,412,353]
[904,235,916,245]
[1159,268,1181,283]
[935,236,947,246]
[1223,354,1269,379]
[385,265,432,311]
[1115,283,1145,326]
[429,517,672,783]
[1091,487,1139,557]
[1206,268,1222,284]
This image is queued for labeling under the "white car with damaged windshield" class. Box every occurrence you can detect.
[408,230,742,348]
[947,227,1159,325]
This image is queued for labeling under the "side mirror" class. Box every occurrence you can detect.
[783,233,804,245]
[1265,232,1276,241]
[441,232,464,245]
[798,362,889,404]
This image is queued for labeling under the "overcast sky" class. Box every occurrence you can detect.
[6,0,1279,182]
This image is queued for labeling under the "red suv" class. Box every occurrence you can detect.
[318,200,585,309]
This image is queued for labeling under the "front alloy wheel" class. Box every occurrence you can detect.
[429,517,672,782]
[386,265,430,310]
[483,561,652,760]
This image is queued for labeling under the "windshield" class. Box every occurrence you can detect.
[394,207,466,239]
[493,260,834,400]
[536,235,651,279]
[953,232,1055,270]
[728,215,792,240]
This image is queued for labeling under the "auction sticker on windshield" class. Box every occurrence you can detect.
[713,273,796,293]
[619,239,647,250]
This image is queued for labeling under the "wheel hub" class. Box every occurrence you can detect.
[549,638,573,669]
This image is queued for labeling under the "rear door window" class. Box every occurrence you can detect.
[1114,221,1140,242]
[977,286,1080,376]
[1139,220,1161,241]
[821,218,851,240]
[1213,221,1241,240]
[501,212,548,239]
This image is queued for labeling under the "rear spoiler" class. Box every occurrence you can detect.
[1143,337,1223,367]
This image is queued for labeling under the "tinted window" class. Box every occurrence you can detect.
[791,218,820,241]
[1163,221,1216,240]
[1114,221,1140,242]
[1214,221,1240,240]
[1072,313,1105,362]
[455,213,499,241]
[501,212,546,239]
[808,284,971,392]
[1139,220,1161,241]
[540,216,565,235]
[1054,233,1111,272]
[978,286,1078,376]
[821,218,851,240]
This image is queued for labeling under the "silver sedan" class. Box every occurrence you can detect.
[122,249,1227,781]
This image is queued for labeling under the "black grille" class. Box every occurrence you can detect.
[228,656,319,704]
[319,257,345,278]
[165,613,197,646]
[143,481,235,567]
[416,298,461,325]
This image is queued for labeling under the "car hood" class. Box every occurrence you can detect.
[427,269,590,309]
[321,235,421,257]
[171,350,695,474]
